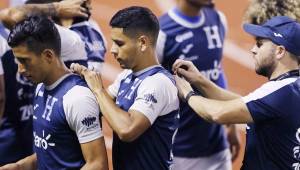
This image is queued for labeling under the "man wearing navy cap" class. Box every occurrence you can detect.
[172,16,300,170]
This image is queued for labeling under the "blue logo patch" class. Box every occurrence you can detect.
[144,93,157,103]
[81,116,96,127]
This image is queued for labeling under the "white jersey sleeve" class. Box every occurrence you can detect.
[108,69,132,98]
[0,60,3,75]
[55,24,87,62]
[63,85,102,143]
[217,10,228,34]
[156,30,167,63]
[89,19,108,49]
[130,73,179,124]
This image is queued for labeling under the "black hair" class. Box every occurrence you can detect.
[7,16,61,56]
[110,6,159,46]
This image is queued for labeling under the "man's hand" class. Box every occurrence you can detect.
[172,59,205,85]
[54,0,89,18]
[174,75,193,100]
[70,63,104,93]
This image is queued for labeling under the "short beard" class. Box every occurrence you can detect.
[255,61,276,79]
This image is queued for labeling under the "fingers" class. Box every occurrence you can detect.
[172,59,193,74]
[70,63,88,75]
[58,0,89,18]
[176,67,188,78]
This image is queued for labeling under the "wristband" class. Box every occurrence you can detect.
[185,91,196,102]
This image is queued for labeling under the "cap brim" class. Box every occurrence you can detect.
[243,23,271,39]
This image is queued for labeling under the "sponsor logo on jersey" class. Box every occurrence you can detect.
[292,128,300,169]
[34,131,55,150]
[175,31,193,43]
[273,32,283,38]
[182,44,194,54]
[200,60,222,81]
[81,116,97,127]
[144,93,157,104]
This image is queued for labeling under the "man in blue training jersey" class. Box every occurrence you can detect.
[157,0,240,169]
[0,0,91,166]
[72,6,179,170]
[0,16,108,170]
[173,16,300,170]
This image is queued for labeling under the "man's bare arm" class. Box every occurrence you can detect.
[0,0,88,29]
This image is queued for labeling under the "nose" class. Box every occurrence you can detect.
[17,63,26,74]
[110,43,118,58]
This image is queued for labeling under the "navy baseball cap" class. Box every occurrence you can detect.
[243,16,300,56]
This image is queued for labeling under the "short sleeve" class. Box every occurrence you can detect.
[129,73,179,124]
[55,24,87,62]
[63,85,102,143]
[0,60,3,75]
[217,10,228,33]
[242,78,297,123]
[156,30,167,63]
[70,21,106,62]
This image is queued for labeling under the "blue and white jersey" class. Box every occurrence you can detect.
[33,74,102,169]
[241,72,300,170]
[108,65,179,170]
[0,34,35,165]
[70,20,106,72]
[157,7,229,157]
[56,24,88,68]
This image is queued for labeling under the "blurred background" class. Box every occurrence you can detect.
[0,0,268,169]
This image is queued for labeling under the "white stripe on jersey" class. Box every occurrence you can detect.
[168,8,206,28]
[156,30,167,63]
[242,78,297,103]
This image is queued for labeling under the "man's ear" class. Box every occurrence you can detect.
[138,35,149,52]
[41,49,56,63]
[275,45,287,60]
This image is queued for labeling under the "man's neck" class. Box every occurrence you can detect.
[44,63,70,86]
[269,64,299,80]
[131,51,159,73]
[177,1,202,17]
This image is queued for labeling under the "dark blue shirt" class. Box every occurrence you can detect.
[242,73,300,170]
